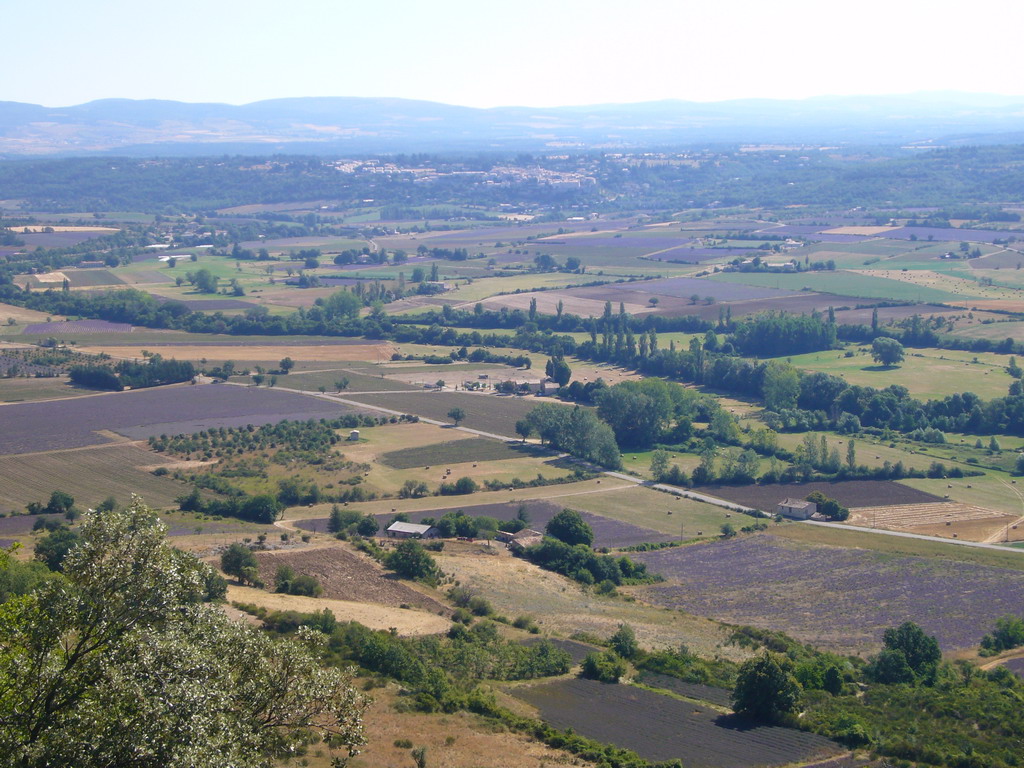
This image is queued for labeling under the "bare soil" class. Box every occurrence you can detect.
[252,542,448,615]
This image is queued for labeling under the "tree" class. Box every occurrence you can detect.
[871,336,905,366]
[386,540,438,581]
[220,542,258,583]
[873,621,940,684]
[0,500,368,766]
[649,449,670,481]
[546,356,572,387]
[732,652,801,720]
[446,407,466,426]
[278,357,295,374]
[545,509,593,547]
[514,419,533,443]
[193,268,218,293]
[34,528,82,572]
[44,490,75,516]
[762,361,800,412]
[608,623,639,660]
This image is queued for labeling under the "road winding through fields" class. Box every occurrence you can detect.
[244,381,1024,556]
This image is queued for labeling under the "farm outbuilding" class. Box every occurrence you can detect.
[386,521,438,539]
[508,528,545,552]
[777,498,816,519]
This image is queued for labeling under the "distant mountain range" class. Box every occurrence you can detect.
[2,92,1024,156]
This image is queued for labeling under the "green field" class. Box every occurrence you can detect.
[785,346,1015,400]
[559,484,741,539]
[379,437,539,469]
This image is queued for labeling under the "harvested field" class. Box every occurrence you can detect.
[0,302,52,324]
[632,534,1024,652]
[24,319,132,334]
[251,544,447,614]
[693,480,942,512]
[227,585,448,636]
[886,226,1015,243]
[78,342,394,363]
[847,502,1020,542]
[822,226,899,236]
[379,437,537,469]
[0,444,187,513]
[343,391,568,436]
[0,383,357,455]
[512,678,840,768]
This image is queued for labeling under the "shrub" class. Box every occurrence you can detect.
[580,650,627,683]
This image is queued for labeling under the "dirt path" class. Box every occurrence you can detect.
[978,647,1024,670]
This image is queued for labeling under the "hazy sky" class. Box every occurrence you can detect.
[6,0,1024,107]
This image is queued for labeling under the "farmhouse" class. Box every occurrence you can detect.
[386,521,438,539]
[777,498,816,519]
[508,528,545,552]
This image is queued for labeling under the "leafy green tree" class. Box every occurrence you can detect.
[732,652,801,720]
[762,361,800,411]
[545,356,572,387]
[44,490,75,516]
[873,621,940,684]
[545,509,593,547]
[193,268,218,293]
[446,407,466,426]
[0,500,368,767]
[34,528,82,572]
[220,542,258,583]
[386,540,438,582]
[608,623,639,660]
[321,289,362,319]
[278,357,295,374]
[871,336,905,366]
[356,515,379,536]
[649,449,670,481]
[580,650,627,682]
[514,419,533,443]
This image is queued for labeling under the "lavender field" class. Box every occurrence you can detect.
[24,319,132,334]
[0,383,356,455]
[633,535,1024,653]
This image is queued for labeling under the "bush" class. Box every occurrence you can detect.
[580,650,627,683]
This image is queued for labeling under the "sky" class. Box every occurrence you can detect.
[5,0,1024,108]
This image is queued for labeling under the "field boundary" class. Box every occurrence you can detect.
[804,519,1024,553]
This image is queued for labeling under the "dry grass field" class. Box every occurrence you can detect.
[0,302,53,324]
[433,547,734,656]
[227,585,448,635]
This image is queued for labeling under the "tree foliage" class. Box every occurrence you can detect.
[731,652,802,720]
[0,500,368,767]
